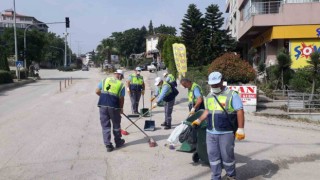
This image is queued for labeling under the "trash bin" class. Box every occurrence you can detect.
[179,110,209,164]
[177,110,203,153]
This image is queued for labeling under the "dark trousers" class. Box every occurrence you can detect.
[164,98,175,125]
[99,107,122,146]
[206,133,236,180]
[130,91,141,113]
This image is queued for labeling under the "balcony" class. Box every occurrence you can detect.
[239,0,320,40]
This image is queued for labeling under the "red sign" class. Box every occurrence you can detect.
[228,86,257,106]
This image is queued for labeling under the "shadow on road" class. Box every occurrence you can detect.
[175,98,188,105]
[124,134,170,147]
[236,153,279,179]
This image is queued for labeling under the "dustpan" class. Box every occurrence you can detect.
[140,94,150,117]
[144,120,155,131]
[144,90,155,131]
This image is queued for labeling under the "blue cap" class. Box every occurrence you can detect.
[135,67,142,71]
[208,72,222,85]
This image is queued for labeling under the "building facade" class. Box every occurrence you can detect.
[0,9,48,34]
[226,0,320,69]
[145,35,160,60]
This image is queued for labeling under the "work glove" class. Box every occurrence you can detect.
[191,119,201,126]
[150,97,156,102]
[152,103,157,109]
[189,107,196,115]
[141,90,145,95]
[126,88,130,94]
[235,128,245,140]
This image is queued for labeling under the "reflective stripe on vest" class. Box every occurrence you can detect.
[98,77,124,108]
[205,88,236,130]
[188,83,203,103]
[129,74,143,91]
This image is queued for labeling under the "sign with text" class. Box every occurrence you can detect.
[228,86,257,106]
[172,43,187,73]
[290,39,320,69]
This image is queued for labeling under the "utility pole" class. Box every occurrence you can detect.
[64,17,70,67]
[13,0,19,79]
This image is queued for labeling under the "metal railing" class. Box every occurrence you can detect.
[244,1,283,21]
[287,93,320,113]
[244,0,320,22]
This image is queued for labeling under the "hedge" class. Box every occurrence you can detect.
[0,70,13,84]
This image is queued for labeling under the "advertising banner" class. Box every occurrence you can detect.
[290,39,320,69]
[172,43,187,73]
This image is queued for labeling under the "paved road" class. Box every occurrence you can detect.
[0,68,320,180]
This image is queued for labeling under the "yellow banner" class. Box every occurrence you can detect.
[172,43,187,73]
[290,39,320,69]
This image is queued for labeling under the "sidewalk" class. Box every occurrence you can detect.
[0,78,36,92]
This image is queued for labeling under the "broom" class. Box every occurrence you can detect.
[122,113,157,147]
[121,107,155,135]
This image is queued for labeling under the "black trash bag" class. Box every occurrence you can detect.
[179,126,197,144]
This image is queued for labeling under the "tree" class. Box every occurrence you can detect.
[276,48,292,95]
[154,24,176,36]
[162,36,182,77]
[180,4,206,67]
[309,51,320,99]
[148,20,154,35]
[0,45,10,71]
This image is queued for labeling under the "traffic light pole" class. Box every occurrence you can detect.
[64,28,68,67]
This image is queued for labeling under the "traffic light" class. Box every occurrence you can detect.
[65,17,70,28]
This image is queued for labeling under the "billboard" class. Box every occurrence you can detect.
[290,39,320,69]
[228,86,257,106]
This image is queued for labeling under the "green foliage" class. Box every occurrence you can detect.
[0,46,10,71]
[0,70,13,84]
[148,20,154,35]
[162,36,182,77]
[180,3,236,67]
[289,69,312,93]
[154,24,177,36]
[10,70,28,79]
[185,66,210,94]
[276,48,293,89]
[180,4,205,67]
[258,61,266,75]
[208,53,256,84]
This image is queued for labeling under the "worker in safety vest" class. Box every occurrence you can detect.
[192,71,245,180]
[127,67,145,114]
[151,77,177,129]
[96,69,126,152]
[180,78,204,114]
[163,72,177,87]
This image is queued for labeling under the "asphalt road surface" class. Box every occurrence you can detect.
[0,68,320,180]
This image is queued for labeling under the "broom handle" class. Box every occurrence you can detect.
[123,113,151,139]
[143,94,144,108]
[124,108,153,130]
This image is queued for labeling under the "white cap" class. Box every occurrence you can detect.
[114,69,123,75]
[154,77,162,86]
[135,67,142,71]
[208,72,222,85]
[163,72,168,77]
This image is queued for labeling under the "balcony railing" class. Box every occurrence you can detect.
[244,0,320,22]
[244,1,283,21]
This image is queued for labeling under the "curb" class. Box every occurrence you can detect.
[0,78,36,92]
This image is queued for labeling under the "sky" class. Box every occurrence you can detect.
[1,0,226,55]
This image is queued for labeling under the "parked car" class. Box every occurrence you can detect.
[147,62,166,72]
[82,65,89,71]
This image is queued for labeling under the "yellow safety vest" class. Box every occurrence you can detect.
[98,77,124,108]
[188,83,203,104]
